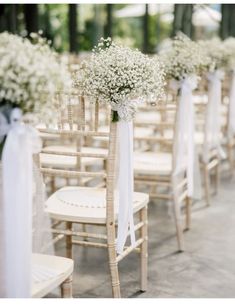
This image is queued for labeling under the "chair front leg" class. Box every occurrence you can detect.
[107,222,121,298]
[185,196,192,230]
[140,206,148,292]
[172,178,185,251]
[203,164,211,206]
[66,222,73,259]
[61,274,73,298]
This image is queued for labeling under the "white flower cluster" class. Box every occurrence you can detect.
[222,37,235,71]
[160,33,211,81]
[198,37,229,72]
[0,32,72,121]
[74,38,165,121]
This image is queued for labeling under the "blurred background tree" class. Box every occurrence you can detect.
[220,4,235,39]
[0,3,231,54]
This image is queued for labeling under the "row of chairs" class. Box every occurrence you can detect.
[35,72,234,297]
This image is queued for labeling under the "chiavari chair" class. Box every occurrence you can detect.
[38,97,149,298]
[133,97,191,252]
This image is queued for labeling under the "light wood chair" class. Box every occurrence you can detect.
[133,100,191,252]
[194,79,221,206]
[39,97,149,298]
[32,253,73,298]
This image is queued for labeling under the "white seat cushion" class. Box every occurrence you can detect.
[134,152,172,176]
[32,253,73,298]
[134,127,154,138]
[41,146,107,169]
[95,125,154,143]
[45,187,149,224]
[135,111,161,124]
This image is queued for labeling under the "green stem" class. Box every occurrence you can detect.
[0,137,6,161]
[112,110,119,122]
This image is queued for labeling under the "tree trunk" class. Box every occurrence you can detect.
[43,4,53,42]
[220,4,235,39]
[24,4,38,35]
[220,4,230,39]
[0,4,18,33]
[143,4,149,53]
[172,4,193,38]
[104,4,113,38]
[182,4,193,38]
[229,4,235,37]
[68,4,78,53]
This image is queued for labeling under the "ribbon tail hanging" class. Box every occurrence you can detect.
[1,108,42,297]
[228,71,235,138]
[2,126,33,298]
[116,121,135,254]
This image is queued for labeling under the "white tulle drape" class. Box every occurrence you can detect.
[0,108,54,298]
[203,70,226,163]
[116,121,135,254]
[228,70,235,139]
[171,76,202,199]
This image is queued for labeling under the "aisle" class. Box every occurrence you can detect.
[51,172,235,298]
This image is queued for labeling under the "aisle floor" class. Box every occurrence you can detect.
[52,171,235,298]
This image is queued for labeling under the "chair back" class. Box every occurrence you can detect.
[38,93,118,226]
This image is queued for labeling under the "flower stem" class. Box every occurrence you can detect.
[112,110,119,122]
[0,137,6,160]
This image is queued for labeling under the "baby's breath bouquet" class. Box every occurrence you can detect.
[74,38,165,121]
[198,37,229,72]
[222,37,235,71]
[0,32,71,118]
[160,33,210,81]
[0,32,72,155]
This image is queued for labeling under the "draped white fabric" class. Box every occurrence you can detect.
[171,76,202,199]
[0,108,42,298]
[228,70,235,139]
[203,70,226,163]
[116,121,135,254]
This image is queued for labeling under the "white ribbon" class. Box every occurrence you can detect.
[1,108,41,298]
[228,70,235,139]
[171,76,202,199]
[203,70,226,163]
[116,121,135,254]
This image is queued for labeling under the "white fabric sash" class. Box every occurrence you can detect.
[203,70,226,163]
[228,70,235,139]
[1,108,41,298]
[171,76,202,199]
[116,121,135,254]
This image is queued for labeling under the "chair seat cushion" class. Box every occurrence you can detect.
[135,111,161,124]
[45,187,149,224]
[134,152,172,176]
[32,253,73,298]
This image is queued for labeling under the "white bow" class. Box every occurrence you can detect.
[1,108,41,297]
[171,76,202,199]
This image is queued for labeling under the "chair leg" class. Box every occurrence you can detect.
[82,224,88,241]
[172,185,185,251]
[107,243,121,298]
[50,177,55,194]
[203,164,211,207]
[66,222,72,259]
[185,196,192,231]
[61,274,73,298]
[227,143,234,177]
[214,161,220,195]
[140,206,148,292]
